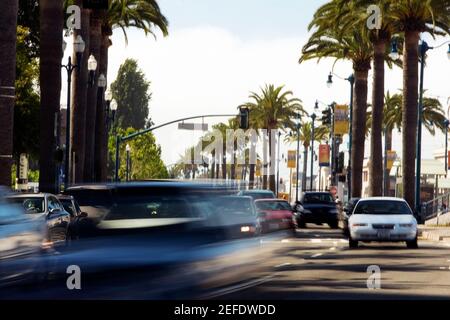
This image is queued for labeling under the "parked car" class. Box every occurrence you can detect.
[340,197,361,236]
[348,197,418,249]
[237,189,275,200]
[6,193,71,245]
[293,192,339,229]
[254,199,296,233]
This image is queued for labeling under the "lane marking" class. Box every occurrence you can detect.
[281,239,290,243]
[440,267,447,270]
[329,247,336,251]
[311,239,322,243]
[311,253,323,258]
[274,262,292,268]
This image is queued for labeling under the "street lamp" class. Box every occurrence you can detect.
[444,119,449,176]
[98,73,107,89]
[388,39,399,60]
[327,72,354,201]
[276,131,281,196]
[126,144,131,182]
[87,54,98,87]
[61,35,85,189]
[310,101,319,191]
[295,116,301,202]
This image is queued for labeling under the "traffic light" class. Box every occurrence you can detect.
[238,106,250,129]
[337,151,345,174]
[321,107,332,125]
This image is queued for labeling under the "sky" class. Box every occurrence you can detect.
[62,0,450,180]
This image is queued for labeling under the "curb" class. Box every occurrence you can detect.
[421,231,450,242]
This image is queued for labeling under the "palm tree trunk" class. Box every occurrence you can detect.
[351,67,370,198]
[71,2,90,183]
[39,0,63,192]
[83,11,102,182]
[230,140,236,179]
[222,143,227,179]
[249,141,256,189]
[94,22,109,182]
[262,131,268,189]
[369,41,385,196]
[210,150,215,179]
[402,31,420,209]
[384,128,393,195]
[0,0,18,187]
[302,146,308,192]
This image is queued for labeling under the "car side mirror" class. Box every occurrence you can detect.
[79,212,88,218]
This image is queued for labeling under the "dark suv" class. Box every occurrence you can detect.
[293,192,339,229]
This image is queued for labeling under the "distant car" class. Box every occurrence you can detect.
[6,193,71,245]
[293,192,339,229]
[254,199,296,234]
[237,190,275,200]
[348,197,418,249]
[340,197,361,236]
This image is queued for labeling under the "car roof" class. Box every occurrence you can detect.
[254,198,288,202]
[357,197,406,202]
[66,180,238,191]
[56,194,74,200]
[6,193,49,198]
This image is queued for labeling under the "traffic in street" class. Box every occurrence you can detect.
[1,182,450,300]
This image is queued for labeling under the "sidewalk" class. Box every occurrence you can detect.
[419,225,450,242]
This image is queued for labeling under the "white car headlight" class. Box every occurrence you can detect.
[399,223,414,228]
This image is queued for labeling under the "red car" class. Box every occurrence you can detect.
[254,199,297,234]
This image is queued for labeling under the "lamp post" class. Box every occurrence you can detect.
[61,35,85,189]
[126,144,131,182]
[326,72,354,201]
[310,101,319,191]
[87,54,98,87]
[445,119,449,177]
[296,119,301,202]
[276,130,281,196]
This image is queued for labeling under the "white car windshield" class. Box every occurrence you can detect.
[354,200,412,215]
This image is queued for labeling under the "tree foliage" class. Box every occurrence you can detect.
[108,127,168,181]
[111,59,152,130]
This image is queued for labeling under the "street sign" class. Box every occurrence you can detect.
[178,123,208,131]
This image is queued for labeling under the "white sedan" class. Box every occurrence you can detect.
[348,197,418,249]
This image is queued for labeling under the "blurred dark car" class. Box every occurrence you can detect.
[340,197,361,236]
[57,194,89,240]
[254,199,296,234]
[237,189,275,200]
[206,196,260,238]
[0,194,50,288]
[6,193,71,245]
[293,192,339,228]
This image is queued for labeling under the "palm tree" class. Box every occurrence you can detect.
[300,5,373,198]
[70,0,90,184]
[286,123,330,192]
[366,91,446,194]
[244,84,304,192]
[0,0,19,186]
[385,0,450,208]
[39,0,64,192]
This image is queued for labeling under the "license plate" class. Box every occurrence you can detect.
[269,223,279,230]
[377,230,390,238]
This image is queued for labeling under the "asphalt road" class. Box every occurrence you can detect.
[205,224,450,300]
[4,225,450,299]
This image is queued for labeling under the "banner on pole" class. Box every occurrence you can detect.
[387,150,397,170]
[334,104,349,135]
[319,144,330,167]
[256,160,262,177]
[287,150,297,169]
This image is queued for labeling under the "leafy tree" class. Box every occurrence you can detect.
[108,127,168,181]
[14,26,40,162]
[18,0,40,58]
[111,59,152,130]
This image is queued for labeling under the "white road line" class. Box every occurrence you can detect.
[329,247,336,251]
[311,239,322,243]
[311,253,323,258]
[275,262,292,268]
[281,239,290,243]
[440,267,447,270]
[201,274,276,299]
